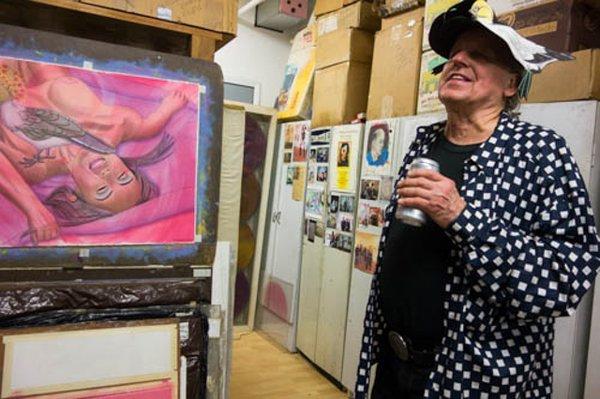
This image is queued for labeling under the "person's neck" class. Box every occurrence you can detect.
[444,105,503,145]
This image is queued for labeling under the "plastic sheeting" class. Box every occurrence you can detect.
[0,278,210,321]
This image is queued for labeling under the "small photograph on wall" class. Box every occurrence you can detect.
[0,57,201,247]
[337,214,353,233]
[283,152,292,163]
[337,141,350,167]
[327,214,337,229]
[360,179,380,201]
[315,221,325,238]
[369,206,385,228]
[284,124,294,149]
[338,233,353,253]
[339,195,354,213]
[317,147,329,163]
[286,166,294,185]
[308,164,317,185]
[308,219,316,242]
[329,194,339,214]
[324,228,337,247]
[309,148,317,162]
[358,202,370,230]
[316,166,328,182]
[354,231,380,274]
[293,123,309,162]
[364,121,393,175]
[379,175,395,201]
[305,188,324,219]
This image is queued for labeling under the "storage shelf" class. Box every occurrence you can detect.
[0,0,236,60]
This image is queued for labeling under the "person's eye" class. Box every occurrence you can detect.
[95,186,112,201]
[117,172,134,185]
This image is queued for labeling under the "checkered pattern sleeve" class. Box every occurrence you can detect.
[446,135,600,319]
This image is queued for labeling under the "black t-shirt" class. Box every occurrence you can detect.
[379,132,480,349]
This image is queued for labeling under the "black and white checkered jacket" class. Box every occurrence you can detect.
[355,112,600,398]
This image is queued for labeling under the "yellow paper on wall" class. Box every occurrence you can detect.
[292,165,307,201]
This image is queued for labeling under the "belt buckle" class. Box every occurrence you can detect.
[388,331,410,361]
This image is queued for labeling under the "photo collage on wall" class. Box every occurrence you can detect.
[283,121,310,202]
[304,128,330,243]
[354,119,400,274]
[324,125,362,253]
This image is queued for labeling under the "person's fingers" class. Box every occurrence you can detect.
[407,169,445,181]
[398,187,432,200]
[397,177,435,190]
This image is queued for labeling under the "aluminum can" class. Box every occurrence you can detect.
[394,157,439,227]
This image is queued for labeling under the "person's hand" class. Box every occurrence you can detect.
[160,90,188,114]
[26,206,60,244]
[397,169,466,229]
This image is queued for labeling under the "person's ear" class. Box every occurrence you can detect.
[504,72,519,98]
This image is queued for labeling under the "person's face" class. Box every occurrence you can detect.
[371,130,385,155]
[340,144,348,159]
[438,28,518,111]
[69,150,142,213]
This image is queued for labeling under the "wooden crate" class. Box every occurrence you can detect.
[81,0,238,36]
[0,0,234,61]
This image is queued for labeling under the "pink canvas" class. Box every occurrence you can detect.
[0,57,200,247]
[21,379,174,398]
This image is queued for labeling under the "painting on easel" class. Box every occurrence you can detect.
[0,57,200,247]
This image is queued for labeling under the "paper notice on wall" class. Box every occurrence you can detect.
[329,125,362,193]
[318,15,339,36]
[157,6,173,20]
[292,165,306,201]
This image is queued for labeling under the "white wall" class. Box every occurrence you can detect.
[215,17,293,108]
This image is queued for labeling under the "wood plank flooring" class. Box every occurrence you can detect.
[231,332,348,399]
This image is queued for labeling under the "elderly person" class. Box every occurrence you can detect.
[355,0,600,398]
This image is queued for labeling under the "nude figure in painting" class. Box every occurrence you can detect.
[0,60,189,244]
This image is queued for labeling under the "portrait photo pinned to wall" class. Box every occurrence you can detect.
[339,195,354,213]
[0,57,201,247]
[338,214,354,233]
[357,202,370,230]
[308,164,317,185]
[337,141,350,167]
[354,231,380,274]
[338,233,353,253]
[364,122,393,175]
[360,179,380,201]
[286,166,294,185]
[316,147,329,163]
[379,175,395,201]
[292,123,308,162]
[284,124,294,149]
[329,194,339,214]
[316,166,328,182]
[369,206,385,228]
[327,214,337,229]
[324,228,337,247]
[305,188,324,219]
[330,125,361,193]
[309,148,317,162]
[283,152,292,163]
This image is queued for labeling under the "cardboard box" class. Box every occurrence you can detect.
[497,0,600,52]
[315,0,345,16]
[316,29,374,70]
[312,61,372,127]
[81,0,237,35]
[368,7,424,119]
[317,1,381,37]
[417,50,446,114]
[527,48,600,102]
[379,0,424,17]
[277,25,317,121]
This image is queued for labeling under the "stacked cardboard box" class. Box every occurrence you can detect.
[312,1,380,127]
[367,7,424,119]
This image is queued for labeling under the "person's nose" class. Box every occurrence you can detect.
[447,50,469,69]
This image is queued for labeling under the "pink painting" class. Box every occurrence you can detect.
[0,57,200,247]
[23,379,175,398]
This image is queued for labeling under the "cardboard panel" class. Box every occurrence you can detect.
[316,1,381,37]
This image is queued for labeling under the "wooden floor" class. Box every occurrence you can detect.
[230,332,348,399]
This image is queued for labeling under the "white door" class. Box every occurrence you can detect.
[258,121,310,351]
